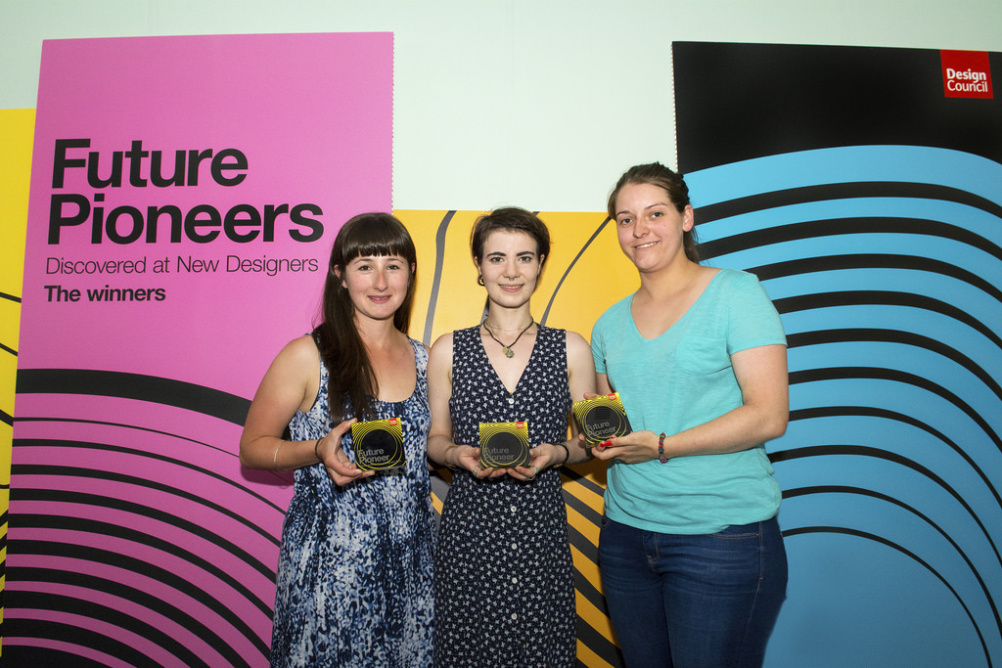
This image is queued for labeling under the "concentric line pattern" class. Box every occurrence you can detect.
[8,370,289,666]
[688,145,1002,667]
[1,289,17,651]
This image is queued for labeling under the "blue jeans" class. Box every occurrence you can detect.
[598,515,787,668]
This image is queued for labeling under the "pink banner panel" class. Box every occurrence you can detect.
[10,32,394,667]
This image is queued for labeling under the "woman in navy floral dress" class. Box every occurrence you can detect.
[240,213,434,667]
[426,208,596,667]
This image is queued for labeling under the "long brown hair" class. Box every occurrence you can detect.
[607,162,700,263]
[314,212,417,422]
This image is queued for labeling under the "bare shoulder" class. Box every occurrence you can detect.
[429,331,455,361]
[564,330,594,368]
[279,334,321,369]
[564,329,590,353]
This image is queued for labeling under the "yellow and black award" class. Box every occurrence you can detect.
[478,421,531,469]
[573,393,632,447]
[351,417,405,471]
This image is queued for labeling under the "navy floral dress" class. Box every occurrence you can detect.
[270,338,434,667]
[434,325,576,667]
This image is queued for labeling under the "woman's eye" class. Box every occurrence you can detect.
[617,217,633,226]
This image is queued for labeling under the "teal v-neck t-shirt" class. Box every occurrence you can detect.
[591,268,786,534]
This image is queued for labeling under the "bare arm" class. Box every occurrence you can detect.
[528,330,597,469]
[425,333,498,477]
[239,335,372,484]
[593,344,788,464]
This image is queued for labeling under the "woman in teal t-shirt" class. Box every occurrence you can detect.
[591,163,789,668]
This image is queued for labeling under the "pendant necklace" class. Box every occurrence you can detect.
[483,318,534,358]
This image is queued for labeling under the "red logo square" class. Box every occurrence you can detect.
[941,50,993,99]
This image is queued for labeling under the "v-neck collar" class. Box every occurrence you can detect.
[475,324,541,396]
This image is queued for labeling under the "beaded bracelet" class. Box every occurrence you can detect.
[657,432,668,464]
[554,442,570,467]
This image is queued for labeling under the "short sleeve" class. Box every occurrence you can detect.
[725,271,786,355]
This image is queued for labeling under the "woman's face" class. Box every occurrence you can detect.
[477,229,543,309]
[337,254,413,323]
[613,182,694,274]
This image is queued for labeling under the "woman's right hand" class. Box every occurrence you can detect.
[445,444,506,479]
[317,418,374,486]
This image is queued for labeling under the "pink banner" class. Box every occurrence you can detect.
[10,33,392,666]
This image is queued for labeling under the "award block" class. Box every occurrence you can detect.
[479,421,531,469]
[573,393,632,447]
[351,417,405,471]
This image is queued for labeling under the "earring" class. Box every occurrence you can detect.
[477,275,485,286]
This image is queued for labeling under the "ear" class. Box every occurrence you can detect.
[681,205,695,232]
[333,265,345,287]
[537,254,546,272]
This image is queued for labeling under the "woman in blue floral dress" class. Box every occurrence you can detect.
[240,213,434,667]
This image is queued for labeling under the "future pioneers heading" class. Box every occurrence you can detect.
[47,139,325,245]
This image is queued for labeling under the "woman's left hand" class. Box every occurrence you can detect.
[590,430,661,464]
[508,443,556,482]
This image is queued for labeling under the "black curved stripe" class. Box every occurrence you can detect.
[781,526,991,666]
[4,590,210,667]
[12,440,282,544]
[540,215,611,326]
[15,428,288,514]
[563,488,604,528]
[788,327,1001,402]
[3,619,158,667]
[575,615,623,668]
[701,217,1002,262]
[2,341,16,356]
[422,210,457,347]
[783,485,1000,638]
[7,537,269,657]
[562,467,608,497]
[13,460,280,548]
[568,531,604,613]
[1,290,21,303]
[567,522,598,567]
[752,254,1002,305]
[11,495,274,616]
[15,369,251,426]
[8,566,251,667]
[785,406,1001,509]
[772,445,1001,569]
[787,367,1002,453]
[570,570,605,619]
[15,417,233,457]
[775,291,1002,350]
[1,407,11,427]
[695,181,1002,224]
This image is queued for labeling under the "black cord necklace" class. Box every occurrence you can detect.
[482,318,534,358]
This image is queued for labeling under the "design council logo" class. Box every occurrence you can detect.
[940,50,993,99]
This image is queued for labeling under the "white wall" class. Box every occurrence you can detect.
[3,0,1000,209]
